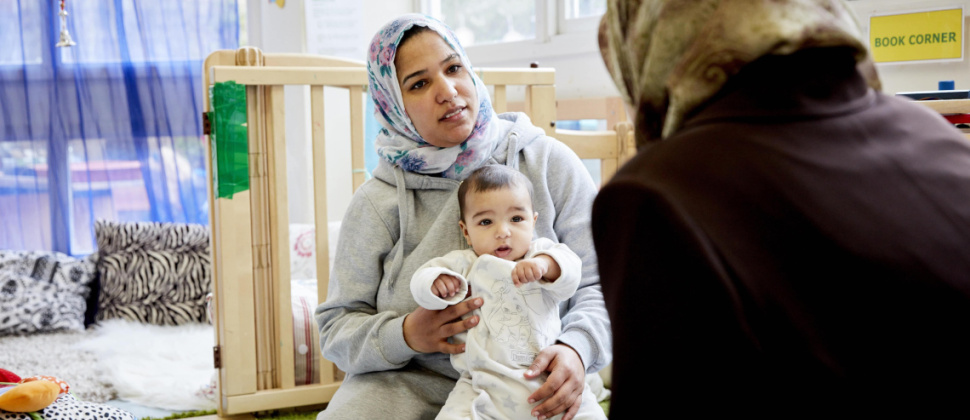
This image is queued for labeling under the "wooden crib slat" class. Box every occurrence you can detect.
[265,85,296,389]
[526,85,557,137]
[493,85,508,114]
[350,86,366,192]
[252,83,274,392]
[309,85,336,386]
[601,159,618,185]
[615,121,636,168]
[249,85,273,391]
[248,86,262,391]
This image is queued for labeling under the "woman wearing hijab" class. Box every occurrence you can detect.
[314,14,610,420]
[592,0,970,416]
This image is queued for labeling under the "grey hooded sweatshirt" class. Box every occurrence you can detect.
[315,112,612,385]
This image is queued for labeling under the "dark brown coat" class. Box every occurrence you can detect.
[593,49,970,417]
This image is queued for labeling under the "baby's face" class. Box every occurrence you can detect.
[459,185,537,261]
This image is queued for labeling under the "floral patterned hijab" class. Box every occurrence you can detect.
[598,0,880,146]
[368,14,496,179]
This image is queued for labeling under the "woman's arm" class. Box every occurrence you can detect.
[315,186,482,373]
[522,138,613,420]
[540,139,613,373]
[314,186,418,374]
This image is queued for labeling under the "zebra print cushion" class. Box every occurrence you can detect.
[95,220,211,326]
[0,251,97,335]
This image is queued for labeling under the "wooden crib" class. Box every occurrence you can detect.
[202,47,634,418]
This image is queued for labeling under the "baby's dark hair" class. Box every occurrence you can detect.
[458,165,535,222]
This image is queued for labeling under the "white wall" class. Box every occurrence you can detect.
[463,30,619,100]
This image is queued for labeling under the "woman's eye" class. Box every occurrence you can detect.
[409,80,427,90]
[447,64,462,74]
[478,219,491,226]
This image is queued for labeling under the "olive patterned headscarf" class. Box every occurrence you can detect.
[598,0,880,146]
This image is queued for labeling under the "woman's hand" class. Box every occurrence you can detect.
[524,343,586,420]
[403,297,483,354]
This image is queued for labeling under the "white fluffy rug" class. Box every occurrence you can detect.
[73,319,218,411]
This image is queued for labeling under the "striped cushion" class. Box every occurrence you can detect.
[291,286,319,385]
[95,220,211,326]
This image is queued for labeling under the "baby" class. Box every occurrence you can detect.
[410,165,606,420]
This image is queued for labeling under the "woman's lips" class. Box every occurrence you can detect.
[440,107,465,121]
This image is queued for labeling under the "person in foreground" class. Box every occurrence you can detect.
[592,0,970,416]
[315,14,610,420]
[411,165,606,420]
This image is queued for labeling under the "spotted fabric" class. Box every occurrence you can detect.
[368,13,497,180]
[0,394,134,420]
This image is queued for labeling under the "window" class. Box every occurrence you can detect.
[62,1,240,64]
[0,0,239,254]
[0,1,43,65]
[422,0,606,63]
[429,0,535,46]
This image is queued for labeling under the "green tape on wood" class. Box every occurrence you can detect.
[210,81,249,199]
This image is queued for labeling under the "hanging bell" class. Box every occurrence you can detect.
[56,8,76,48]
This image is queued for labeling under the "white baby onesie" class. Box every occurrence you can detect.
[411,237,606,420]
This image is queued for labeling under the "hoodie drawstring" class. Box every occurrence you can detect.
[505,132,520,170]
[387,166,412,289]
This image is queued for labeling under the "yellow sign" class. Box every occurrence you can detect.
[869,8,963,63]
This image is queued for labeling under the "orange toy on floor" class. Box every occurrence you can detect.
[0,370,68,414]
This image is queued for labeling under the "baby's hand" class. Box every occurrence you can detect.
[432,274,462,298]
[512,258,549,286]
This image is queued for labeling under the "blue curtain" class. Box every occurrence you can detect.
[0,0,238,255]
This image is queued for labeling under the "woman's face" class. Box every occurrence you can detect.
[395,30,479,148]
